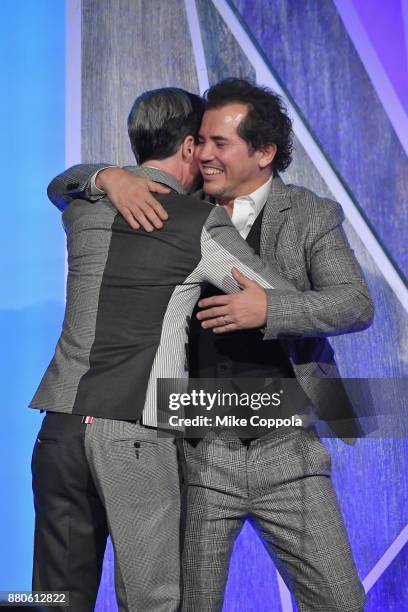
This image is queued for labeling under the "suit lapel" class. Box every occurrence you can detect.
[260,175,292,262]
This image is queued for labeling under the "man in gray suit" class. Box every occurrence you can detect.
[32,86,295,612]
[49,79,372,611]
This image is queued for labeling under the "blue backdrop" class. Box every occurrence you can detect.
[0,1,65,591]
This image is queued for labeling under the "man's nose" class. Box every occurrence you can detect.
[197,142,215,161]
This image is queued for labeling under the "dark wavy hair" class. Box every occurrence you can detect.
[128,88,205,164]
[204,78,293,172]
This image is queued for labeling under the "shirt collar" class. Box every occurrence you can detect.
[234,176,273,216]
[126,165,187,195]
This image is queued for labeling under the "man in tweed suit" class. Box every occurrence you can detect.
[31,86,294,612]
[48,79,372,611]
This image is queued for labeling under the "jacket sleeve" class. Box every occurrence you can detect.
[198,204,374,339]
[263,200,374,338]
[47,163,115,211]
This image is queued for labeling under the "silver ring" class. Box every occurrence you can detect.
[223,316,229,325]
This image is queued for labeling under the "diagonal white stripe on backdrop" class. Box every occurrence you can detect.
[363,523,408,593]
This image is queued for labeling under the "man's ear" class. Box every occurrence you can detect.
[181,135,195,163]
[257,143,277,169]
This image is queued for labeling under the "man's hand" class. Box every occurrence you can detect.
[197,268,268,333]
[97,167,170,231]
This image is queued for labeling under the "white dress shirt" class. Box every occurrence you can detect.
[229,176,272,238]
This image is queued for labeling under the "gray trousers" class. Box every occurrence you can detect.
[182,427,365,612]
[32,413,181,612]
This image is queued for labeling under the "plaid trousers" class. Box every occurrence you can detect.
[182,427,365,612]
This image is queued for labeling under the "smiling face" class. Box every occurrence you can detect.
[196,103,274,203]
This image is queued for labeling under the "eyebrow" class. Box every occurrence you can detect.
[198,134,229,143]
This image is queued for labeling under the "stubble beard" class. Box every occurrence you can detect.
[204,182,235,201]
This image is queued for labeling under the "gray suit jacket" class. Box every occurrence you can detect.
[47,165,375,438]
[259,176,374,436]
